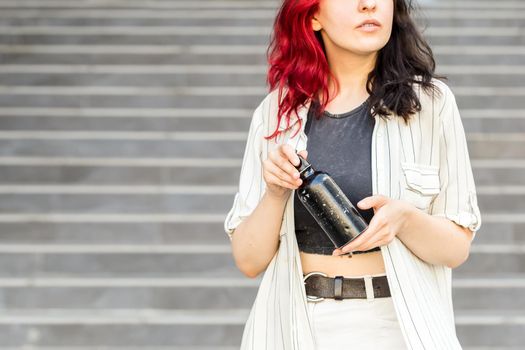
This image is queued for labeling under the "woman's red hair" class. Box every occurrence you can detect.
[265,0,336,141]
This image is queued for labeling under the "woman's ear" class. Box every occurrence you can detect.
[311,17,322,31]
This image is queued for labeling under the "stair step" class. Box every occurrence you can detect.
[0,309,519,346]
[0,89,524,109]
[0,348,515,350]
[0,348,236,350]
[1,32,524,46]
[7,64,521,75]
[0,187,522,213]
[0,1,522,9]
[0,139,247,158]
[0,249,241,278]
[0,243,520,254]
[4,25,524,37]
[0,222,230,244]
[2,16,525,29]
[0,220,521,245]
[1,66,525,87]
[1,45,524,66]
[0,109,523,134]
[0,115,523,133]
[0,309,245,346]
[0,275,522,311]
[0,136,524,159]
[0,6,521,14]
[0,158,523,186]
[0,245,520,277]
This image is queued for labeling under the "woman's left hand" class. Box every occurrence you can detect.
[332,195,415,256]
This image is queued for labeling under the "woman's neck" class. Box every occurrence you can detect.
[319,44,378,112]
[328,52,377,95]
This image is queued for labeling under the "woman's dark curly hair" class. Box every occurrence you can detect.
[265,0,447,140]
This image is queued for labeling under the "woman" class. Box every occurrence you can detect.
[224,0,482,349]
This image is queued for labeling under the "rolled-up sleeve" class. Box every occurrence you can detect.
[223,102,265,241]
[429,83,482,241]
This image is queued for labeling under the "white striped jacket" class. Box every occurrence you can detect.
[223,77,482,349]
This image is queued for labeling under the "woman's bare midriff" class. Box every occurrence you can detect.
[300,250,385,278]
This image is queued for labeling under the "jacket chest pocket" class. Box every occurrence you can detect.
[401,162,441,211]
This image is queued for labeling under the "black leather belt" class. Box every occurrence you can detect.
[303,272,391,302]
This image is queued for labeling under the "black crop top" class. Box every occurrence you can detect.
[294,97,381,255]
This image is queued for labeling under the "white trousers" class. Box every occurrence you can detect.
[306,273,408,350]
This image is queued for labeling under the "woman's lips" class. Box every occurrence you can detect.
[356,23,381,32]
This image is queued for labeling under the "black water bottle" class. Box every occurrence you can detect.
[294,154,368,250]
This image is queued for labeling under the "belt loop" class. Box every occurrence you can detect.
[334,276,343,300]
[364,275,375,301]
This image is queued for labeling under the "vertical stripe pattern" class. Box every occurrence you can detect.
[224,77,482,349]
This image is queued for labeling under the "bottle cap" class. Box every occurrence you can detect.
[295,155,312,175]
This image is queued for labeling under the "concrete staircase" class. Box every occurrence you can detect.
[0,0,523,348]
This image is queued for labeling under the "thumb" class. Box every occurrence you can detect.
[298,150,308,159]
[357,195,387,210]
[357,196,375,209]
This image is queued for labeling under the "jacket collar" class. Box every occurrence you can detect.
[276,99,313,132]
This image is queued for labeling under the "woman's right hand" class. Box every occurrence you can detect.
[263,144,308,199]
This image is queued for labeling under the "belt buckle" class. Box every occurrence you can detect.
[303,271,328,302]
